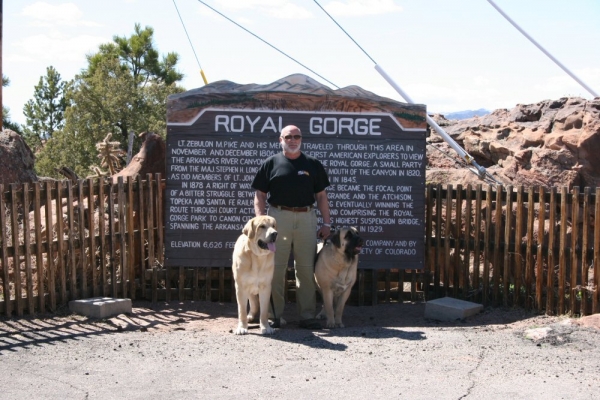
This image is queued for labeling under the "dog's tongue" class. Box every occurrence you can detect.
[267,242,276,252]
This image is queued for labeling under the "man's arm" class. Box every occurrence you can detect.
[254,190,268,216]
[315,190,331,238]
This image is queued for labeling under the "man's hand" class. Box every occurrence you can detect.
[317,225,331,239]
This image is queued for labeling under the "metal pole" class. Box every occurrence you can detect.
[487,0,598,98]
[374,64,488,179]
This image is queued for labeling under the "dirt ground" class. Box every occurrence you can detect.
[1,300,599,399]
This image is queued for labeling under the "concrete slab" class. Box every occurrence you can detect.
[424,297,483,322]
[69,297,132,319]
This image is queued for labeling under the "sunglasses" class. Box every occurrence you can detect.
[282,135,302,140]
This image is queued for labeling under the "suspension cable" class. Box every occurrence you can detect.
[312,0,501,184]
[173,0,209,84]
[312,0,377,65]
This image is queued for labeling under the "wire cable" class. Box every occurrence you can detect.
[173,0,208,84]
[312,0,377,65]
[196,0,339,89]
[312,0,501,184]
[428,143,499,185]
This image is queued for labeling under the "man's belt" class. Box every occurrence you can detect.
[270,204,312,212]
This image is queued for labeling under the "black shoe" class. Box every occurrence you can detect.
[269,318,281,328]
[299,318,322,330]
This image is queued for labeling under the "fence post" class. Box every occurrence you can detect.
[77,180,87,299]
[570,187,579,315]
[473,184,482,303]
[493,185,503,306]
[87,178,97,297]
[593,188,600,314]
[0,184,11,316]
[525,186,535,309]
[536,187,545,312]
[581,187,591,316]
[10,184,23,316]
[33,183,45,314]
[453,184,462,298]
[434,184,442,297]
[22,183,35,314]
[558,187,568,315]
[483,184,492,306]
[514,185,524,308]
[546,187,557,315]
[444,184,452,297]
[463,184,472,301]
[502,185,513,306]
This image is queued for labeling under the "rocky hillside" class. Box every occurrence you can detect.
[427,96,600,188]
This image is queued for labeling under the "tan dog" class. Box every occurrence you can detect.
[315,227,364,328]
[232,216,278,335]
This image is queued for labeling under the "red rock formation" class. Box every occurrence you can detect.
[111,132,166,184]
[427,97,600,188]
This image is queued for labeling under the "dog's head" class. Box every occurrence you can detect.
[242,215,278,253]
[330,226,363,261]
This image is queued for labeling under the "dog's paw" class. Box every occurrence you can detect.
[234,326,249,335]
[247,314,256,323]
[335,322,345,328]
[260,325,275,335]
[325,320,336,328]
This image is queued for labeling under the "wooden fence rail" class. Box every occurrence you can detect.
[1,180,599,317]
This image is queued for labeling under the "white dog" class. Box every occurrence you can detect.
[231,216,278,335]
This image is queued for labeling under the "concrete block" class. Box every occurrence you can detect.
[424,297,483,321]
[69,297,132,319]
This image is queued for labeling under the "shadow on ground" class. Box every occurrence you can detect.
[1,299,574,354]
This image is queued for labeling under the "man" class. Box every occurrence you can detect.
[252,125,331,329]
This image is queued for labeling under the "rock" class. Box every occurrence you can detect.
[0,129,38,187]
[428,96,600,187]
[111,132,166,184]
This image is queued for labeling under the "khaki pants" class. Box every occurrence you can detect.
[267,207,317,320]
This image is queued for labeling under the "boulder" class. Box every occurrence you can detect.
[0,129,37,187]
[111,132,166,184]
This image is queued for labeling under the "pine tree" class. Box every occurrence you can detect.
[35,24,184,178]
[22,66,69,150]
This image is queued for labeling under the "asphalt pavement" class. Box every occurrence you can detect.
[1,301,598,399]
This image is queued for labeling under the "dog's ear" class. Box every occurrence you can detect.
[242,218,255,239]
[331,228,342,248]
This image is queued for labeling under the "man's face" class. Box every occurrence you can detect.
[279,128,302,154]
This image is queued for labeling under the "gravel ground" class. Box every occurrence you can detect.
[1,300,599,400]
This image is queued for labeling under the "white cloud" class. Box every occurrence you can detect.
[211,0,313,19]
[11,33,106,63]
[266,4,313,19]
[324,0,402,17]
[215,0,290,10]
[472,76,491,86]
[21,2,101,27]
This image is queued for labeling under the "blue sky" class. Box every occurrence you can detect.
[3,0,600,126]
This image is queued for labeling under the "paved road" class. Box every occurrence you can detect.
[0,301,598,399]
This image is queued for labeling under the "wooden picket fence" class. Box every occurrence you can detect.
[426,184,599,316]
[1,178,599,317]
[0,175,163,316]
